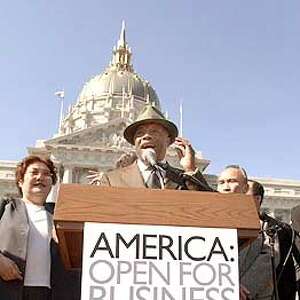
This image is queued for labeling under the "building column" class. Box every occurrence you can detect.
[63,166,73,183]
[46,182,59,203]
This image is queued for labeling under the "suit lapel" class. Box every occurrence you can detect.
[13,198,29,227]
[118,161,180,189]
[163,162,181,190]
[120,162,147,188]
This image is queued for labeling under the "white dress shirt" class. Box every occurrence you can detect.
[24,201,52,288]
[137,158,166,188]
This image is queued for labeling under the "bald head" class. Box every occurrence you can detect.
[217,165,248,194]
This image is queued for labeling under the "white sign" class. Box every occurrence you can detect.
[81,223,239,300]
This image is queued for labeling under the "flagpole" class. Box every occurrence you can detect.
[179,100,183,136]
[55,90,65,133]
[59,94,64,131]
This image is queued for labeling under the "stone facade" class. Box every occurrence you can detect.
[206,174,300,223]
[0,161,17,198]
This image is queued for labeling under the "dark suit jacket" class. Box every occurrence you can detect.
[239,232,275,299]
[277,227,299,300]
[0,198,77,300]
[239,224,299,300]
[98,161,213,191]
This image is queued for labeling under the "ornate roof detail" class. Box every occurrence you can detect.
[49,118,132,149]
[58,22,161,137]
[110,21,133,72]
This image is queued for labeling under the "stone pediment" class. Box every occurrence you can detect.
[45,118,131,149]
[43,117,210,171]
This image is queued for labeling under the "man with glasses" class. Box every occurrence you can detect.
[0,155,74,300]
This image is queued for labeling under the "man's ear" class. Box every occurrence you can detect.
[18,180,23,188]
[243,183,249,194]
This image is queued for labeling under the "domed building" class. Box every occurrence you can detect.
[0,23,300,224]
[26,22,210,188]
[59,22,160,136]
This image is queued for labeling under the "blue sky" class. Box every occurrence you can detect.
[0,0,299,179]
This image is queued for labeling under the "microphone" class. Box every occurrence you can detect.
[260,212,290,230]
[157,163,213,191]
[183,174,213,191]
[141,148,157,167]
[158,162,187,187]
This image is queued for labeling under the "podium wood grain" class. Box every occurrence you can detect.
[54,184,260,270]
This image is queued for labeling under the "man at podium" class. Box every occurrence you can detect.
[91,104,212,191]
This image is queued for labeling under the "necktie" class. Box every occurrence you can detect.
[146,167,162,189]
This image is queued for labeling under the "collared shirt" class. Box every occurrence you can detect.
[137,158,166,186]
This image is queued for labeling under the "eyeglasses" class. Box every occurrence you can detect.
[25,170,53,178]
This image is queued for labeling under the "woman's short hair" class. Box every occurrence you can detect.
[15,155,57,195]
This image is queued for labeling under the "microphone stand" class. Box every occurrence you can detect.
[265,225,280,300]
[156,162,188,189]
[157,162,213,191]
[261,213,300,299]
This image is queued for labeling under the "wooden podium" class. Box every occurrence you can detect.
[54,184,260,270]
